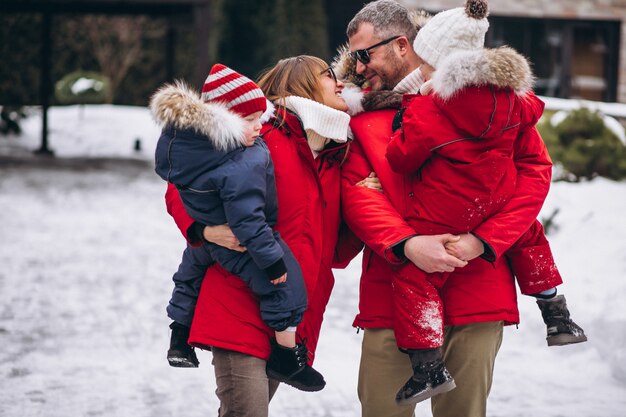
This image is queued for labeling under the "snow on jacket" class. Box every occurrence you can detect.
[165,108,350,362]
[386,46,545,237]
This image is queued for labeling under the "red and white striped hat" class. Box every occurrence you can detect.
[201,63,267,117]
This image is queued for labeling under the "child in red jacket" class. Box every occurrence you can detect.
[385,0,586,406]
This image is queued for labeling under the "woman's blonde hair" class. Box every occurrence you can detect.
[257,55,329,107]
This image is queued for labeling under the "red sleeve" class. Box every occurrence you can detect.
[165,182,201,245]
[341,139,416,265]
[473,124,552,260]
[386,97,436,174]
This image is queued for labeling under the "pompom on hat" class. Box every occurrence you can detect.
[413,0,489,69]
[201,63,267,117]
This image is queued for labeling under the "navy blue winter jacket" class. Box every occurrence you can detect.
[152,82,287,279]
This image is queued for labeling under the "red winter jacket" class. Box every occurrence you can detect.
[166,108,354,362]
[386,82,545,239]
[341,47,553,329]
[428,47,554,260]
[343,109,512,328]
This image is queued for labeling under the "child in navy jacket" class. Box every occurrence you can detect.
[152,64,324,392]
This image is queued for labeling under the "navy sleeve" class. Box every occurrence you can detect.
[218,150,285,272]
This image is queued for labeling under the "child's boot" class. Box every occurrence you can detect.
[266,340,326,392]
[395,347,455,406]
[536,294,587,346]
[167,322,200,368]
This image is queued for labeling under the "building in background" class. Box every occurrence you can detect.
[401,0,622,103]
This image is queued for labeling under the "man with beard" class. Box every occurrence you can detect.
[340,1,553,416]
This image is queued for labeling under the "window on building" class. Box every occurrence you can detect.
[486,16,619,102]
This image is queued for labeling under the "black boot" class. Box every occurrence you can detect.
[395,348,455,406]
[167,322,200,368]
[266,340,326,392]
[536,294,587,346]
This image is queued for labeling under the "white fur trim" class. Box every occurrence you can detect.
[149,80,245,152]
[432,47,533,100]
[341,85,365,116]
[260,99,275,124]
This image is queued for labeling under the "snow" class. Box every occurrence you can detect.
[1,105,625,416]
[549,110,626,145]
[540,95,626,144]
[70,78,105,95]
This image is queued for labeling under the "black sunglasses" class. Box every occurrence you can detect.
[350,35,401,64]
[319,66,338,83]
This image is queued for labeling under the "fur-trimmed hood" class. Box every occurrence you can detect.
[149,80,246,152]
[432,46,534,100]
[332,44,366,88]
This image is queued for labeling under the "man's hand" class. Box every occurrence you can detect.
[355,172,383,193]
[271,273,287,285]
[203,224,247,252]
[444,233,484,262]
[404,234,468,273]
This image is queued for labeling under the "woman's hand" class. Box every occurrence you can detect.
[444,233,484,262]
[203,224,247,252]
[271,273,287,285]
[356,172,383,193]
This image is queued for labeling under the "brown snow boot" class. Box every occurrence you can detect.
[536,294,587,346]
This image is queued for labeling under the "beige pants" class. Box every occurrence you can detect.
[358,322,503,417]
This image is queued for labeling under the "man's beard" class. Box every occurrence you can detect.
[377,50,410,91]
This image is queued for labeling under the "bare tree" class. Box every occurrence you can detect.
[81,15,163,103]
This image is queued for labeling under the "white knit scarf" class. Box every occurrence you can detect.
[283,96,350,156]
[393,66,427,95]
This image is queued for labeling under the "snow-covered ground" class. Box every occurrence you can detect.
[0,105,625,417]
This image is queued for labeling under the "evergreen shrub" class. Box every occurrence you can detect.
[538,107,626,181]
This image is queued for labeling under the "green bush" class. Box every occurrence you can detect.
[54,71,111,105]
[538,108,626,181]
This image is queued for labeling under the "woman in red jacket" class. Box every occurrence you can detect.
[164,55,364,416]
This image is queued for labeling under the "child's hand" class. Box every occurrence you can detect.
[271,273,287,285]
[444,233,485,262]
[356,172,383,193]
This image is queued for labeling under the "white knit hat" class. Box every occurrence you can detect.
[413,0,489,69]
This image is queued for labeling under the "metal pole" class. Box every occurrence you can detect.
[166,18,176,82]
[35,10,54,156]
[193,2,211,89]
